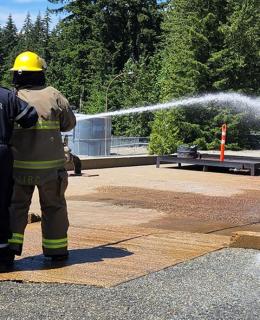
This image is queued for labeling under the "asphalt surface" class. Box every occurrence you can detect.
[0,248,259,320]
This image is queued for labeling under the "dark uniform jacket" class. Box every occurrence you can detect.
[0,87,38,145]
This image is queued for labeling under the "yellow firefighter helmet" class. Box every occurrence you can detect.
[10,51,47,72]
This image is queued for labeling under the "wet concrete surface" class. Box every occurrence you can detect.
[28,165,260,236]
[67,185,260,235]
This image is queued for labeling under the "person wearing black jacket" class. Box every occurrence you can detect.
[0,87,38,272]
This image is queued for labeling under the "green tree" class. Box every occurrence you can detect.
[150,0,228,153]
[0,12,52,86]
[17,12,51,59]
[0,15,18,85]
[210,0,260,94]
[109,57,161,136]
[47,0,162,109]
[149,0,259,154]
[20,13,34,50]
[157,0,228,100]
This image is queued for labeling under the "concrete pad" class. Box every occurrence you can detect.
[27,166,260,237]
[66,155,157,170]
[0,224,229,287]
[67,201,164,228]
[229,231,260,250]
[211,223,260,236]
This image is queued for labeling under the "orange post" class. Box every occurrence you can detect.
[220,124,227,161]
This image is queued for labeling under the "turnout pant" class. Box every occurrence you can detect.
[9,170,69,256]
[0,145,13,245]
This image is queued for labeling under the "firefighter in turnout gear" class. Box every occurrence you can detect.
[8,51,76,261]
[0,87,38,272]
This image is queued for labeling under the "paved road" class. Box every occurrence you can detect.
[0,248,259,320]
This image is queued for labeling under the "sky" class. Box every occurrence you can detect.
[0,0,62,30]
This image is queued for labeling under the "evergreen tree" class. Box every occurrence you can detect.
[42,11,52,62]
[210,0,260,94]
[0,26,4,77]
[149,0,259,154]
[19,13,50,58]
[49,0,162,68]
[109,57,161,136]
[20,13,34,50]
[0,12,52,86]
[1,15,18,56]
[46,18,99,105]
[157,0,228,100]
[47,0,162,107]
[31,14,45,54]
[0,15,18,85]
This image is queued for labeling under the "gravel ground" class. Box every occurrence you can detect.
[0,248,259,320]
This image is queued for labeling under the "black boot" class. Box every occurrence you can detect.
[51,253,69,262]
[45,253,69,262]
[0,247,15,273]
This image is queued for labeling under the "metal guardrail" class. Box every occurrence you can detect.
[110,137,149,155]
[111,136,149,146]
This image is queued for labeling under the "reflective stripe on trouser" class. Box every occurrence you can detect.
[9,170,69,256]
[8,233,24,254]
[42,237,68,254]
[9,184,34,255]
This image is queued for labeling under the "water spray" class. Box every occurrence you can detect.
[76,92,260,121]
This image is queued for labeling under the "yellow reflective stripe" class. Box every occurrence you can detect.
[12,233,24,239]
[14,159,65,169]
[42,243,68,249]
[9,239,23,244]
[42,237,68,249]
[14,159,65,166]
[42,238,67,244]
[14,120,60,130]
[8,233,24,245]
[35,121,60,125]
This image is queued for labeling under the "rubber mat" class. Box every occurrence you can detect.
[0,224,229,287]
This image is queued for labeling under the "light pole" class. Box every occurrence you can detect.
[105,71,134,112]
[104,71,134,156]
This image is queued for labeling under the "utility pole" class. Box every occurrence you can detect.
[79,85,84,113]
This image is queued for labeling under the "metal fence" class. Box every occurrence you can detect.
[110,136,149,156]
